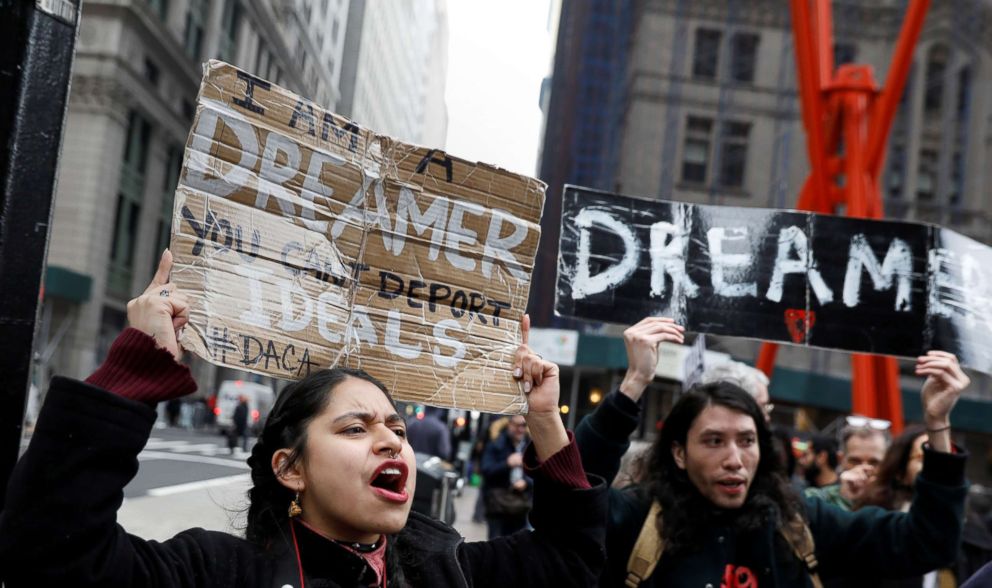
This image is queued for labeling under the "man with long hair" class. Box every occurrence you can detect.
[577,316,969,587]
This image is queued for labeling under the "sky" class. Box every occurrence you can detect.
[444,1,557,178]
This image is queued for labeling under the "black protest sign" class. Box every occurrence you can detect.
[555,185,992,375]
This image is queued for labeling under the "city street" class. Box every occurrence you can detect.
[115,426,486,542]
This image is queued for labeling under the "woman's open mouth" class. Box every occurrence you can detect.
[370,461,410,504]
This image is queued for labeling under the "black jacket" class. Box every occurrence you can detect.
[0,377,608,587]
[481,429,533,492]
[576,391,968,588]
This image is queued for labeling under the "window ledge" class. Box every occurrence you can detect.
[676,181,751,198]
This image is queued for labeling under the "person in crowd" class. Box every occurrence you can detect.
[849,426,992,587]
[702,360,773,422]
[801,434,840,489]
[0,251,607,587]
[406,406,452,461]
[806,417,890,510]
[577,315,969,587]
[481,414,533,538]
[166,397,182,427]
[612,440,652,489]
[962,559,992,588]
[229,395,250,454]
[468,414,508,523]
[702,357,808,493]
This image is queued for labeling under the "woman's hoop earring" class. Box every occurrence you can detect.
[288,491,302,518]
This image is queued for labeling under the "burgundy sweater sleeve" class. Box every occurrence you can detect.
[523,431,592,490]
[85,328,197,403]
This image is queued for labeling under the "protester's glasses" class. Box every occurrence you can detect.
[845,415,891,430]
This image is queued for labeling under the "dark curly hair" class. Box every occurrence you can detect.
[245,367,408,585]
[641,381,804,555]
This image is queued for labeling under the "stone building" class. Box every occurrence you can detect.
[534,0,992,466]
[39,0,349,392]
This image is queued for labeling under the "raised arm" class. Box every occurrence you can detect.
[916,350,968,453]
[576,317,684,484]
[0,251,238,587]
[513,313,569,461]
[453,314,608,587]
[813,351,969,577]
[619,317,685,402]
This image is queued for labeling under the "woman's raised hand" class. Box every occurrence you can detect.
[126,250,190,362]
[513,314,568,461]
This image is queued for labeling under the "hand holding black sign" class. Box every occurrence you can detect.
[555,186,992,376]
[618,317,685,402]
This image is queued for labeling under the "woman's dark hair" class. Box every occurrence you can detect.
[855,425,927,511]
[246,367,394,545]
[642,381,803,555]
[244,367,408,585]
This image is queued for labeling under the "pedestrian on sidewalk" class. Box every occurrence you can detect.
[482,415,532,538]
[228,396,249,454]
[0,250,607,588]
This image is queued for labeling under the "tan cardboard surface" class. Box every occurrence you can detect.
[172,61,545,414]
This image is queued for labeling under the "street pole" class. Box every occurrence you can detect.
[0,0,80,511]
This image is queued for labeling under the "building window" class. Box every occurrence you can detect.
[143,58,160,86]
[730,33,759,83]
[718,121,750,188]
[154,146,183,272]
[218,0,241,63]
[147,0,168,20]
[183,0,207,60]
[182,99,195,121]
[681,116,750,188]
[924,45,948,115]
[886,145,905,200]
[956,66,971,121]
[949,151,964,206]
[256,44,274,81]
[692,28,722,79]
[916,149,937,202]
[833,42,858,67]
[681,116,712,183]
[109,112,151,296]
[332,18,340,44]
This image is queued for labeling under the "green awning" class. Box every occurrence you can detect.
[45,265,92,303]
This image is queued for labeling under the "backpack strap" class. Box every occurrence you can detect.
[778,515,823,588]
[626,502,824,588]
[625,500,664,588]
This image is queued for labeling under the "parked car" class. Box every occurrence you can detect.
[213,380,274,435]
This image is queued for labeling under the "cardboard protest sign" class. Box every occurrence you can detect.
[556,185,992,375]
[170,61,545,413]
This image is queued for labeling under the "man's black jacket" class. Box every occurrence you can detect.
[576,391,967,588]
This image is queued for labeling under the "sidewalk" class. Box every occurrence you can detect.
[451,484,487,542]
